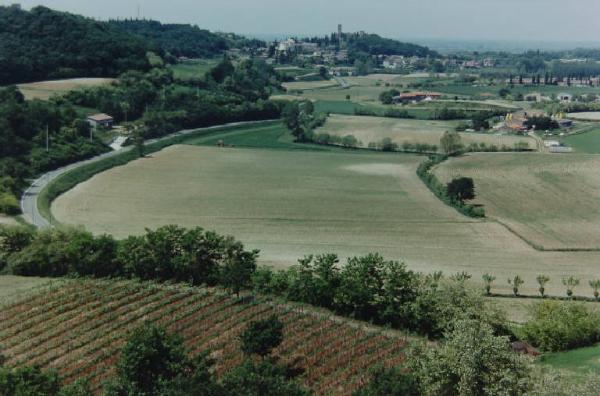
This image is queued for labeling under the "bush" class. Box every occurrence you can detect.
[0,191,20,215]
[353,366,418,396]
[8,228,119,278]
[408,319,530,396]
[520,300,600,351]
[240,315,284,357]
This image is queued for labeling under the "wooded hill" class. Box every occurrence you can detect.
[108,19,229,59]
[0,6,151,85]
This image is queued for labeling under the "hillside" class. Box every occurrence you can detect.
[108,19,229,59]
[0,279,406,395]
[0,6,150,84]
[346,32,438,58]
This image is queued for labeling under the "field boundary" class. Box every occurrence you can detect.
[32,120,280,226]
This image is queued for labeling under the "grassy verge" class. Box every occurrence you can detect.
[37,120,281,224]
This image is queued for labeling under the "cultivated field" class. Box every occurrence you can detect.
[169,58,219,80]
[0,275,56,303]
[17,78,115,100]
[318,115,535,150]
[51,140,600,295]
[562,129,600,153]
[567,112,600,121]
[0,279,407,395]
[282,80,339,91]
[434,153,600,250]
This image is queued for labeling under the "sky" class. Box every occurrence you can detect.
[4,0,600,44]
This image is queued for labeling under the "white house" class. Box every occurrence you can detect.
[87,113,114,128]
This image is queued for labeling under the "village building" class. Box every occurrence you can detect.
[87,113,114,129]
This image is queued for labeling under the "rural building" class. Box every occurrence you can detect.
[557,93,573,102]
[558,119,573,128]
[87,113,114,128]
[393,92,442,104]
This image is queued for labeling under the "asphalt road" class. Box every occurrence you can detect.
[20,120,275,228]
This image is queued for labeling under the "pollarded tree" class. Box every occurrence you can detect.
[508,275,525,296]
[482,273,496,296]
[240,315,284,358]
[562,276,580,298]
[536,275,550,298]
[450,271,471,283]
[590,280,600,301]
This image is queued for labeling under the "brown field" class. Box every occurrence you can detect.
[318,115,535,150]
[0,279,407,395]
[17,78,115,100]
[434,153,600,250]
[51,144,600,295]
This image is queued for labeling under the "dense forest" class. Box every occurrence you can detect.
[108,19,229,59]
[0,6,150,84]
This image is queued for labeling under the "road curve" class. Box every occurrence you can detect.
[20,120,276,228]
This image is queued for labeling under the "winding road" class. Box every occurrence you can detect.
[20,120,275,228]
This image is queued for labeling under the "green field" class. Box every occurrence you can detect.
[539,345,600,375]
[169,58,220,80]
[318,115,535,151]
[0,275,57,303]
[562,128,600,154]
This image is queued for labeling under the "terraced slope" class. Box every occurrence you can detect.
[0,280,406,395]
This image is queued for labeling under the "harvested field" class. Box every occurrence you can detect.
[0,279,407,395]
[51,142,600,295]
[17,78,115,100]
[434,153,600,250]
[318,115,535,150]
[567,112,600,121]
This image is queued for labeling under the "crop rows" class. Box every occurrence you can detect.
[1,280,407,395]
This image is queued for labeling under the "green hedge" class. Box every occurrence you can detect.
[416,155,485,218]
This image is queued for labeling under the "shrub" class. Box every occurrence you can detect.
[240,315,284,357]
[520,300,600,351]
[0,191,20,215]
[353,366,418,396]
[408,319,530,396]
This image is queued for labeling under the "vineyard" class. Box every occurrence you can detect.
[0,279,407,395]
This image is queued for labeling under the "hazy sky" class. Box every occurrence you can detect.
[4,0,600,43]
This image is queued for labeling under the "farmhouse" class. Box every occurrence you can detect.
[557,93,573,103]
[393,92,442,104]
[87,113,114,128]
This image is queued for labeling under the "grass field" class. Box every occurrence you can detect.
[318,115,535,150]
[49,121,600,295]
[539,345,600,375]
[562,128,600,153]
[435,153,600,250]
[0,279,407,395]
[169,58,219,80]
[16,78,115,100]
[0,275,56,303]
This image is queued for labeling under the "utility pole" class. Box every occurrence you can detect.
[90,127,94,143]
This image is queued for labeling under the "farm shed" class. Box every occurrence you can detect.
[87,113,114,128]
